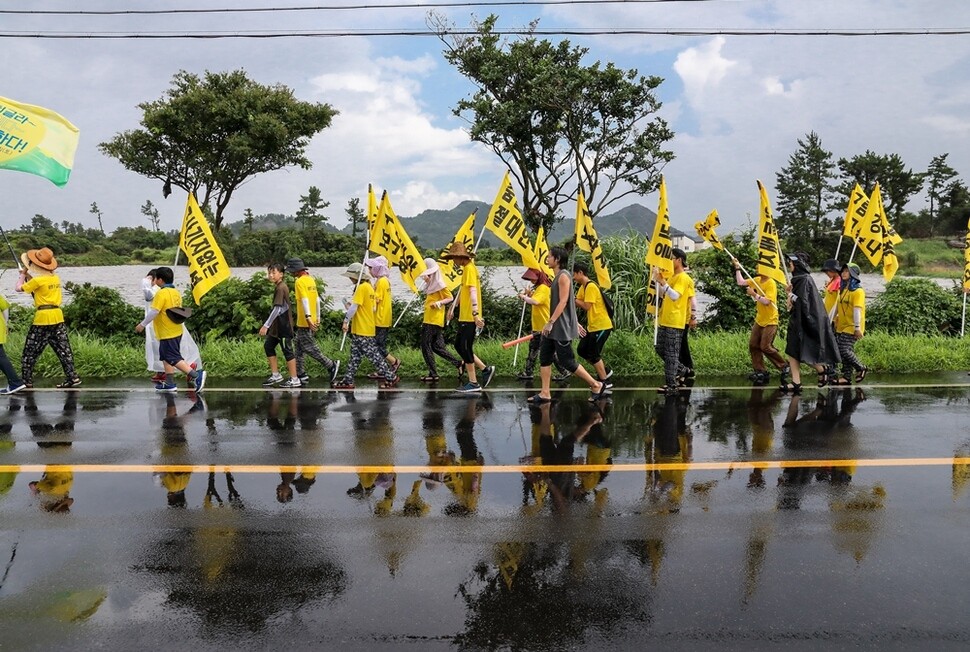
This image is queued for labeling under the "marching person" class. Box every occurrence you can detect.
[141,268,201,386]
[286,258,341,386]
[259,263,301,389]
[733,258,788,385]
[516,267,567,381]
[821,258,842,317]
[781,253,841,392]
[572,261,614,388]
[16,247,81,389]
[833,262,869,384]
[526,246,608,405]
[364,256,402,378]
[443,242,495,393]
[332,262,399,390]
[135,266,207,393]
[416,258,462,382]
[652,248,694,394]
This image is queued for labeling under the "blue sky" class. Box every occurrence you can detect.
[3,0,969,239]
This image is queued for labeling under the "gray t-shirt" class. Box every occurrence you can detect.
[549,269,578,341]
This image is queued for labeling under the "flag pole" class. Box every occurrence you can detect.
[342,185,375,351]
[962,291,967,338]
[392,294,419,328]
[834,235,844,261]
[513,292,528,367]
[651,265,660,346]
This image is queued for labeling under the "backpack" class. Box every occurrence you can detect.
[601,290,615,321]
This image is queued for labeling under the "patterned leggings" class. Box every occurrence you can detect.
[420,323,461,376]
[654,325,685,388]
[21,323,77,385]
[836,332,865,376]
[342,334,393,383]
[294,327,335,376]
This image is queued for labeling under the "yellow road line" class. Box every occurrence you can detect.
[3,457,968,474]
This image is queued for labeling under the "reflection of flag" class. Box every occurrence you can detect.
[756,181,787,285]
[574,189,611,289]
[180,194,231,303]
[0,95,79,187]
[842,184,869,238]
[694,209,723,250]
[370,193,426,292]
[856,183,900,281]
[533,226,553,277]
[645,177,674,316]
[486,171,541,269]
[439,212,476,292]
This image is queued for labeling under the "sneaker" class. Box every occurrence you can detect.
[298,373,311,384]
[279,378,302,389]
[552,370,573,382]
[456,382,482,394]
[0,382,26,395]
[155,382,178,393]
[516,372,534,380]
[262,373,283,386]
[481,365,496,388]
[329,360,341,384]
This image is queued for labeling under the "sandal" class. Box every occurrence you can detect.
[420,375,440,383]
[526,394,552,404]
[589,382,610,402]
[779,382,802,393]
[56,378,82,389]
[855,367,869,384]
[817,366,835,388]
[378,376,400,389]
[833,376,852,386]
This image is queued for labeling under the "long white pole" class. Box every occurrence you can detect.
[513,291,528,367]
[962,291,967,337]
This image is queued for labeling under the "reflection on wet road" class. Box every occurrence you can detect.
[2,379,970,648]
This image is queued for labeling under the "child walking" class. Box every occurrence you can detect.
[833,263,869,384]
[417,258,462,382]
[332,262,399,390]
[286,258,340,386]
[259,263,301,388]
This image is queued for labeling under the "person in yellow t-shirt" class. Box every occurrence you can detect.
[516,267,568,381]
[285,258,340,386]
[833,263,869,384]
[821,258,842,316]
[332,262,398,390]
[733,259,788,385]
[0,294,26,394]
[135,266,207,393]
[364,255,402,377]
[573,261,614,387]
[444,242,495,393]
[416,258,462,382]
[652,248,693,393]
[15,247,80,389]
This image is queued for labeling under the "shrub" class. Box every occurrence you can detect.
[866,278,962,335]
[62,282,143,344]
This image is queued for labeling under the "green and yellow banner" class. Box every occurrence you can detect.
[0,96,79,187]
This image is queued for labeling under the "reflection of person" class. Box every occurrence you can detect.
[136,266,207,393]
[781,253,840,392]
[16,247,80,389]
[746,387,783,488]
[443,242,495,393]
[286,258,341,387]
[259,263,300,388]
[142,268,201,386]
[332,262,398,390]
[0,293,26,394]
[29,466,74,512]
[440,397,486,516]
[416,258,462,382]
[24,391,77,447]
[645,395,690,513]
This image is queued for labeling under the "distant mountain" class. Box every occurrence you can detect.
[224,213,342,236]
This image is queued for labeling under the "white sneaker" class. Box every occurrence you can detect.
[262,373,284,386]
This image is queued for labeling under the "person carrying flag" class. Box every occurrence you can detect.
[733,259,788,385]
[416,258,463,382]
[781,253,840,392]
[652,248,694,394]
[833,263,869,384]
[444,242,495,393]
[364,255,403,378]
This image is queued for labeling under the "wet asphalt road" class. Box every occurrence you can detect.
[2,375,970,650]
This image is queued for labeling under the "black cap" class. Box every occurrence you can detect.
[284,258,307,274]
[821,258,841,273]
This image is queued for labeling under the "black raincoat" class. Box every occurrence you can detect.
[784,258,841,366]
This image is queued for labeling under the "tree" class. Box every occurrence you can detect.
[835,151,923,222]
[345,197,365,239]
[141,200,161,232]
[924,154,959,236]
[243,208,256,233]
[89,202,106,236]
[431,14,674,233]
[775,131,837,245]
[99,69,337,231]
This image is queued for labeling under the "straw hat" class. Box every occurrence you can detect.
[440,242,475,260]
[22,247,58,272]
[342,262,371,281]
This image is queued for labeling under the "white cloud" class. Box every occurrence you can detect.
[673,37,737,103]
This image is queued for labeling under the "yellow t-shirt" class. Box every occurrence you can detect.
[578,282,613,332]
[423,289,451,327]
[0,296,8,345]
[658,272,693,329]
[458,263,482,323]
[294,274,319,328]
[753,277,779,327]
[835,287,866,335]
[151,286,183,340]
[823,277,840,315]
[374,276,392,328]
[351,282,377,337]
[530,284,551,332]
[22,274,64,326]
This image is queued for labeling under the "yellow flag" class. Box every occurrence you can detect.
[856,183,886,267]
[533,226,553,277]
[694,209,723,250]
[486,171,541,269]
[756,180,788,285]
[842,184,869,238]
[0,96,79,187]
[370,193,426,292]
[438,212,477,292]
[180,194,231,304]
[366,185,380,245]
[645,177,675,316]
[574,189,611,290]
[963,216,970,291]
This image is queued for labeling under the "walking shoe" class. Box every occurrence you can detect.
[55,377,82,389]
[552,369,573,382]
[298,373,311,384]
[329,360,341,384]
[193,370,207,393]
[331,381,355,390]
[683,367,695,380]
[603,367,614,380]
[279,378,302,389]
[379,375,400,389]
[0,382,26,395]
[151,372,167,383]
[262,373,284,386]
[481,365,496,388]
[366,372,383,380]
[155,382,178,392]
[390,358,401,373]
[516,372,534,380]
[456,382,482,393]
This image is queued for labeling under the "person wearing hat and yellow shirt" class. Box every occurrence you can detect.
[833,262,869,384]
[286,258,341,386]
[0,293,25,394]
[416,258,462,382]
[15,247,80,389]
[364,255,403,377]
[444,242,495,393]
[332,262,399,389]
[652,248,694,394]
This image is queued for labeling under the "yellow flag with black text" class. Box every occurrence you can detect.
[370,192,426,292]
[756,180,788,285]
[180,194,231,304]
[842,184,869,238]
[533,226,553,277]
[574,189,611,290]
[439,211,477,292]
[855,183,900,281]
[486,171,542,269]
[645,177,675,315]
[366,185,380,245]
[694,209,723,250]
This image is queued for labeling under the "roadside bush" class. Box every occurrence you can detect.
[866,278,962,335]
[62,282,143,344]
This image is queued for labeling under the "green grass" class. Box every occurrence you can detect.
[895,238,964,277]
[3,330,969,381]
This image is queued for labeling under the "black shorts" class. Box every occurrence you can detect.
[158,335,183,367]
[539,336,578,371]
